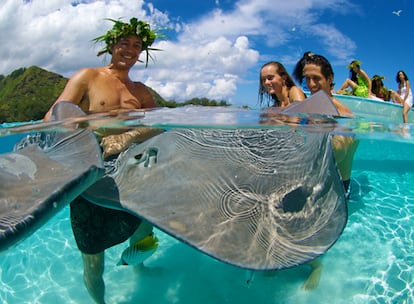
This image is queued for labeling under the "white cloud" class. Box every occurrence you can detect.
[0,0,358,106]
[306,24,357,61]
[0,0,156,76]
[134,34,258,102]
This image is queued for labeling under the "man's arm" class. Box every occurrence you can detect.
[101,83,160,159]
[101,128,164,159]
[43,68,93,121]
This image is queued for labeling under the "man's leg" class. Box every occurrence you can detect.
[302,258,323,290]
[82,252,106,304]
[332,135,360,195]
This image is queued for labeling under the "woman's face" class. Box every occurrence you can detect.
[260,64,284,95]
[351,65,360,73]
[303,63,332,95]
[398,72,405,81]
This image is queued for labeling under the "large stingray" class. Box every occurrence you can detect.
[0,102,105,251]
[0,91,348,270]
[83,125,347,270]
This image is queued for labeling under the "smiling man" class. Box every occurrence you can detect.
[44,18,162,304]
[297,52,359,198]
[44,18,158,120]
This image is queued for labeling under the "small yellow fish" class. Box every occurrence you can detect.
[118,233,158,266]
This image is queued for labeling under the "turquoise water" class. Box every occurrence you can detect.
[0,107,413,303]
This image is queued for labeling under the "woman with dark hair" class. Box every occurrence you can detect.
[259,61,305,108]
[371,75,391,101]
[336,60,372,98]
[392,70,413,123]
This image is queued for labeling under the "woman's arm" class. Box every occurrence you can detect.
[360,69,372,93]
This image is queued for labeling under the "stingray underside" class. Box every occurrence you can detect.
[0,102,105,252]
[84,127,348,270]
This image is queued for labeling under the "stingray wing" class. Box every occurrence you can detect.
[84,128,347,270]
[0,102,104,252]
[282,90,341,116]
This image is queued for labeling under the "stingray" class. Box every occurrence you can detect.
[0,102,105,251]
[83,126,347,270]
[0,91,348,270]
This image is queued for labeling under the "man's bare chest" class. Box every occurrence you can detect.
[88,78,141,111]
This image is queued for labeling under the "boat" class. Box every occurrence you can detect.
[333,93,414,124]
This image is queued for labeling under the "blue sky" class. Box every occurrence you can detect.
[0,0,413,109]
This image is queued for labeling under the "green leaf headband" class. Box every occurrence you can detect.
[93,17,162,67]
[371,75,385,81]
[347,60,362,69]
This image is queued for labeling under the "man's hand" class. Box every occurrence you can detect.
[100,128,164,159]
[101,132,134,159]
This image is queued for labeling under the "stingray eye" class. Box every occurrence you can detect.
[281,187,309,212]
[133,148,158,168]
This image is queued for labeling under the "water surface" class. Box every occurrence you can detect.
[0,106,413,303]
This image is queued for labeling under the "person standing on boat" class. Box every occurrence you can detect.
[336,60,372,98]
[258,61,306,108]
[44,18,162,304]
[391,70,413,123]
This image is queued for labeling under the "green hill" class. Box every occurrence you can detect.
[0,66,231,123]
[0,66,68,122]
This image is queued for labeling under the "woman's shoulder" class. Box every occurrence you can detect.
[288,86,306,101]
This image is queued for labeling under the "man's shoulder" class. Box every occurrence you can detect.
[132,80,146,86]
[131,82,156,108]
[132,81,151,92]
[72,67,101,80]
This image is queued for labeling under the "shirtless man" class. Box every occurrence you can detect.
[299,53,358,192]
[293,52,359,290]
[44,18,162,304]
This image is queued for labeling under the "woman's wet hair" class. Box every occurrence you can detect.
[258,61,296,108]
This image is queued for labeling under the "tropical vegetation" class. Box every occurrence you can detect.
[0,66,231,123]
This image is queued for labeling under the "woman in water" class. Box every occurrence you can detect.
[258,61,305,108]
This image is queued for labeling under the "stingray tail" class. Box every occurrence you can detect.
[245,270,255,286]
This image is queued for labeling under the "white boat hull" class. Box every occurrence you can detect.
[334,94,414,123]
